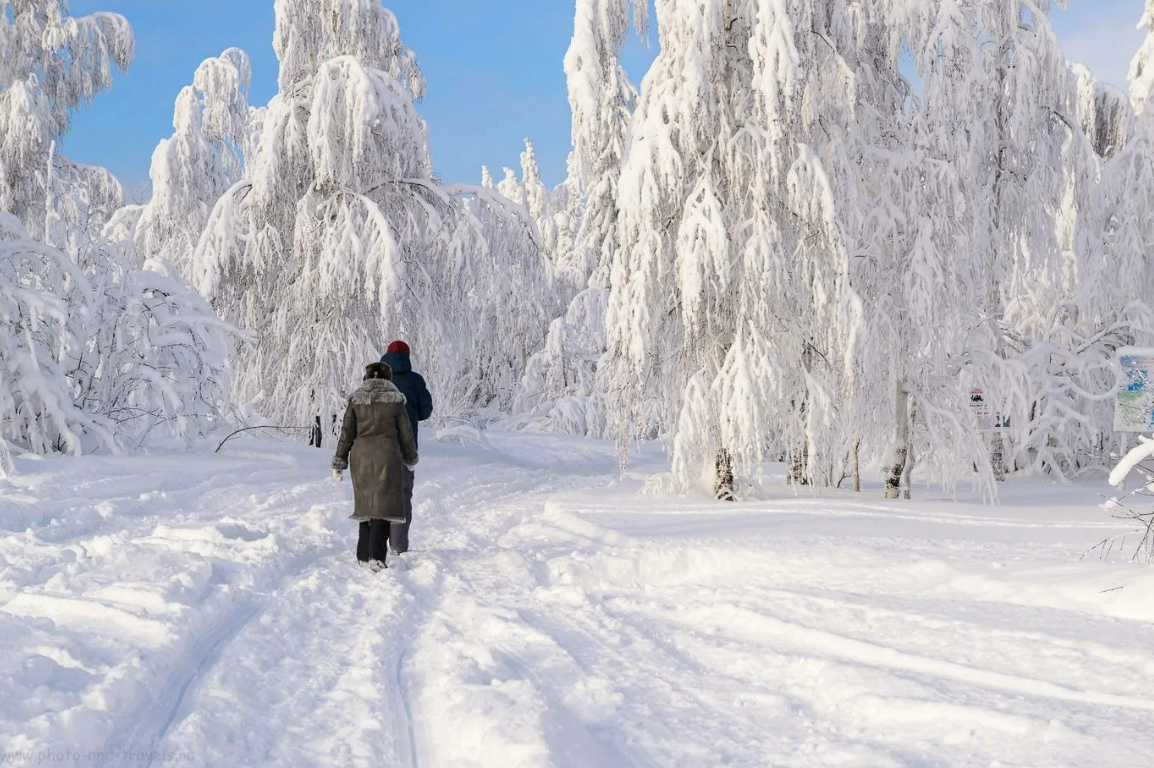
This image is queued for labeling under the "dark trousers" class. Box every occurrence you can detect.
[356,520,390,565]
[390,467,415,553]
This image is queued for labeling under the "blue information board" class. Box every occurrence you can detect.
[1115,348,1154,432]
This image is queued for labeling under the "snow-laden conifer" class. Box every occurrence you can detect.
[497,167,525,206]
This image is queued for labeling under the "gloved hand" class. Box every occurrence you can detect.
[332,469,343,482]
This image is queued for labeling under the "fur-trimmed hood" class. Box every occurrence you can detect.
[349,378,407,406]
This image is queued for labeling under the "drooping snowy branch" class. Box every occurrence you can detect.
[121,49,256,275]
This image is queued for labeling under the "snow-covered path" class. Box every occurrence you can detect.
[2,433,1153,768]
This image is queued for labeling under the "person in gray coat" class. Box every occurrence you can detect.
[332,363,419,570]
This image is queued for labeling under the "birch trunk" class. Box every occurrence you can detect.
[852,436,861,493]
[0,437,12,479]
[788,440,809,487]
[885,385,910,500]
[715,449,735,501]
[990,430,1006,482]
[901,398,918,499]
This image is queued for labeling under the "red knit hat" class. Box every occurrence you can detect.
[387,340,410,356]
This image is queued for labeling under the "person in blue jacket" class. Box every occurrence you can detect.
[380,340,433,553]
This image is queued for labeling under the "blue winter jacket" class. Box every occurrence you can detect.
[380,351,433,446]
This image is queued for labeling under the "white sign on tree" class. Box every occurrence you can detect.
[969,387,1009,432]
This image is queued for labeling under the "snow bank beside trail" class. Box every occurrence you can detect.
[0,443,350,765]
[496,475,1154,767]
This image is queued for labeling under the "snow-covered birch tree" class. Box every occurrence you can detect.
[850,0,1011,497]
[2,213,233,460]
[196,0,551,431]
[565,0,645,288]
[0,0,134,238]
[0,212,113,458]
[1,1,236,461]
[510,0,645,437]
[605,0,866,495]
[1130,0,1154,116]
[117,49,256,275]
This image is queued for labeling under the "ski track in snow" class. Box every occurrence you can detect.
[2,433,1153,767]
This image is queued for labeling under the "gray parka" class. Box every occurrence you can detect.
[332,379,419,522]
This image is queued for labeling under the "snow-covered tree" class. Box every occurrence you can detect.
[1130,0,1154,115]
[0,0,133,238]
[846,0,1016,496]
[120,48,256,274]
[512,286,611,436]
[564,0,644,288]
[843,0,1118,491]
[0,212,112,458]
[197,0,551,431]
[497,166,525,205]
[1076,66,1129,160]
[44,144,126,256]
[521,139,548,225]
[490,138,574,279]
[604,0,878,494]
[71,244,237,449]
[1,2,235,465]
[2,212,233,461]
[0,428,11,477]
[508,0,645,438]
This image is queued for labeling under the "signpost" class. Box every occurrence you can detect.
[1115,348,1154,432]
[970,387,990,420]
[969,387,1008,432]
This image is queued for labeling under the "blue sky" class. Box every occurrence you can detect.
[63,1,1147,196]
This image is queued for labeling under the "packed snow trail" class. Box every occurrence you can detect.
[2,433,1153,767]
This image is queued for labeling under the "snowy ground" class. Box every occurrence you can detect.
[1,432,1152,768]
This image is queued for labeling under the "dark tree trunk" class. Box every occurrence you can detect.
[715,450,735,501]
[788,441,810,487]
[901,398,919,499]
[309,414,323,448]
[884,446,907,499]
[990,431,1006,482]
[885,386,910,500]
